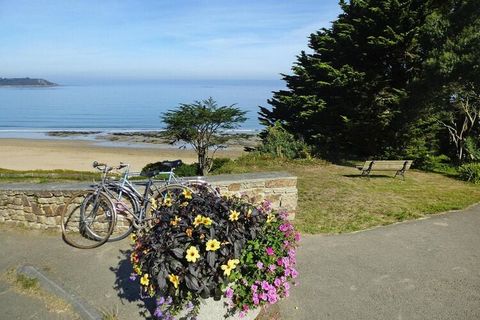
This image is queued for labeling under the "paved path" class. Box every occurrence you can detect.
[0,206,480,319]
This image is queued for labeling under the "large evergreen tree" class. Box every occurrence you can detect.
[260,0,480,162]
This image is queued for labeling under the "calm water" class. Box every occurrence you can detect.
[0,80,282,136]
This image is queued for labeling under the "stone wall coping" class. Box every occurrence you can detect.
[0,171,296,191]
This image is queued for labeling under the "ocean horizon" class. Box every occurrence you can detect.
[0,79,283,139]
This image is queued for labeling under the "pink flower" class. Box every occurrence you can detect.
[294,232,301,242]
[251,284,258,293]
[267,289,278,304]
[291,268,299,278]
[268,264,276,272]
[239,311,246,318]
[261,280,271,291]
[243,305,249,311]
[256,261,264,270]
[252,293,260,305]
[260,292,268,301]
[225,287,234,299]
[279,223,290,232]
[274,278,282,287]
[266,247,274,256]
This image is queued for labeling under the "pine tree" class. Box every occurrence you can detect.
[260,0,430,159]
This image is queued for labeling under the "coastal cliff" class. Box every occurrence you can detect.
[0,77,58,86]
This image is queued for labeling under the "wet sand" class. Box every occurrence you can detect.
[0,139,244,171]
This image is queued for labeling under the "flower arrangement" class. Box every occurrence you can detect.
[130,185,299,319]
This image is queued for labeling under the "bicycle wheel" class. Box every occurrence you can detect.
[105,184,138,241]
[184,179,220,196]
[80,191,116,242]
[61,191,115,249]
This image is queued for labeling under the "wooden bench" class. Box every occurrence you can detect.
[356,160,413,179]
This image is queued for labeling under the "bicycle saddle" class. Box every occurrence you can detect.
[160,159,183,169]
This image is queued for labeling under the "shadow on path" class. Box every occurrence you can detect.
[110,249,156,319]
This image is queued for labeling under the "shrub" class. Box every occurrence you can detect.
[209,157,233,173]
[458,162,480,184]
[416,154,453,173]
[257,121,311,159]
[129,187,299,319]
[141,161,199,177]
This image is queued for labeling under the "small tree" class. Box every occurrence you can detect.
[439,84,480,163]
[161,97,247,175]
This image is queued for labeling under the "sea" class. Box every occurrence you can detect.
[0,79,283,139]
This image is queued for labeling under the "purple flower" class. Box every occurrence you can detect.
[129,273,137,281]
[156,296,165,306]
[268,264,276,272]
[279,223,291,232]
[186,301,194,310]
[256,261,264,270]
[284,282,290,291]
[251,284,258,293]
[225,287,234,299]
[153,307,163,318]
[165,296,172,305]
[266,247,274,256]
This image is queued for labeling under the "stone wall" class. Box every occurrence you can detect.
[0,172,297,230]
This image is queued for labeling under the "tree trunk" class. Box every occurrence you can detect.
[198,148,209,176]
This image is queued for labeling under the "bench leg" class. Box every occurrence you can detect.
[394,170,406,180]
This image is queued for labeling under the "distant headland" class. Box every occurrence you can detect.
[0,77,58,86]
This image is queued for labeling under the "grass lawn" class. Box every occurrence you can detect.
[215,156,480,234]
[2,156,480,234]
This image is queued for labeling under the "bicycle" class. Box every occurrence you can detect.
[62,160,216,248]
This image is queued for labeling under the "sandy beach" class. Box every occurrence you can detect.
[0,138,245,171]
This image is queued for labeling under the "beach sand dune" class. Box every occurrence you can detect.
[0,139,244,171]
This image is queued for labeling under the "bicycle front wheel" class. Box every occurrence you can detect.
[61,191,115,249]
[80,191,116,243]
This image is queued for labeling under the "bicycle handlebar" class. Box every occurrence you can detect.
[92,161,129,172]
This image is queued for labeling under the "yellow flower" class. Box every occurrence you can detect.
[186,246,200,263]
[230,209,240,220]
[206,239,221,251]
[180,201,189,207]
[266,213,276,223]
[130,252,139,263]
[227,259,240,268]
[221,259,239,276]
[202,216,213,226]
[229,210,240,221]
[134,266,142,275]
[185,228,193,237]
[130,233,137,244]
[169,274,180,289]
[150,197,158,210]
[163,197,172,207]
[140,273,149,286]
[170,215,181,226]
[221,264,232,276]
[182,189,192,199]
[193,215,203,227]
[246,208,252,218]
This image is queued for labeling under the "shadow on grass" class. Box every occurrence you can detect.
[110,249,156,320]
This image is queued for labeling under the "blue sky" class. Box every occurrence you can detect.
[0,0,341,81]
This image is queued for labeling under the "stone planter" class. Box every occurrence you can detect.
[177,297,260,320]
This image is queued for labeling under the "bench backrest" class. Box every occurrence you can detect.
[361,160,413,171]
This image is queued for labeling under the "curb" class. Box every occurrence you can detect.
[17,265,102,320]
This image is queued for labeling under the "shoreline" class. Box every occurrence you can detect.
[0,138,246,171]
